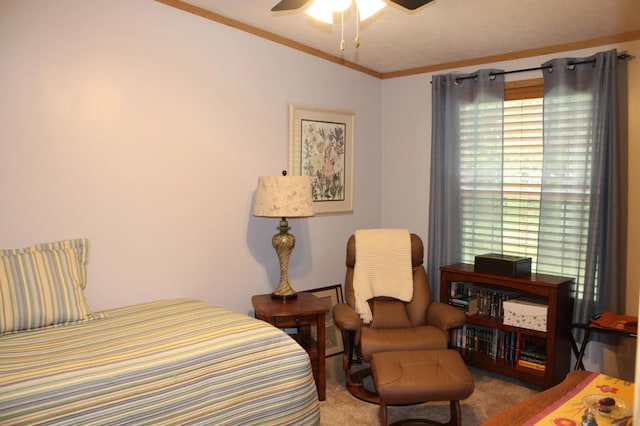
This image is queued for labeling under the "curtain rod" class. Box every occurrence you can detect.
[451,53,631,83]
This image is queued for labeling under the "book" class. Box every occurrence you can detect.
[515,332,522,363]
[449,296,479,315]
[519,350,546,361]
[506,331,518,364]
[519,335,547,361]
[519,355,546,365]
[471,287,519,319]
[517,358,546,371]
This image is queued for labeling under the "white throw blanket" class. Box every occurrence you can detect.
[353,229,413,324]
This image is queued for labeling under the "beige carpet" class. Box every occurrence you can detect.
[319,354,540,425]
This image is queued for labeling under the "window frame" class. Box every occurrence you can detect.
[505,78,543,101]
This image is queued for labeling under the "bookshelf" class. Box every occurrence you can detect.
[440,263,574,389]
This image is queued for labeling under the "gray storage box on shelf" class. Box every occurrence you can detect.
[474,253,532,277]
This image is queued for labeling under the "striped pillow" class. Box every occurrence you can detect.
[0,239,94,334]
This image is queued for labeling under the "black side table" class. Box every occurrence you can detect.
[570,312,637,370]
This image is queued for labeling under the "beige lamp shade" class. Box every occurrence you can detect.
[253,175,314,218]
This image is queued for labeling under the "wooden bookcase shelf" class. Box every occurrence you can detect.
[440,263,574,389]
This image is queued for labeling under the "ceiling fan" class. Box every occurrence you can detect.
[271,0,434,12]
[272,0,434,50]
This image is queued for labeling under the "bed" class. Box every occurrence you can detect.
[0,298,320,425]
[0,240,320,425]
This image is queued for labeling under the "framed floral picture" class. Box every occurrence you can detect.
[289,104,354,214]
[305,284,345,357]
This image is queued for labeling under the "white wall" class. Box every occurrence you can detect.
[0,0,383,315]
[380,73,432,239]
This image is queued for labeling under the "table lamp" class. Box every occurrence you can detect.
[253,171,314,300]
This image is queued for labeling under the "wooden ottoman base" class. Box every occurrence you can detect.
[371,349,474,426]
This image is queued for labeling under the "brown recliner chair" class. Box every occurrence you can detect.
[333,232,466,403]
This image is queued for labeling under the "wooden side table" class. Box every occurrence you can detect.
[252,292,328,401]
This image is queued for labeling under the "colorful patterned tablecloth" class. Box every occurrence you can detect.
[525,373,634,425]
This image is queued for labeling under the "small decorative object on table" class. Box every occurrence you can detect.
[474,253,532,276]
[581,409,597,426]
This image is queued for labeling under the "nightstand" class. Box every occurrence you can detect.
[252,292,328,401]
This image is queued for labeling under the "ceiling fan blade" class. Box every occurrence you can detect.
[271,0,312,12]
[388,0,434,10]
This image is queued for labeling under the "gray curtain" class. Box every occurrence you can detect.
[540,49,625,322]
[427,70,505,299]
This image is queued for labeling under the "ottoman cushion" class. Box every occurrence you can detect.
[372,349,474,405]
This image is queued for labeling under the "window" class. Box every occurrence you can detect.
[458,78,595,300]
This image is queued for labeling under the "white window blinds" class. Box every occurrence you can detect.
[459,97,544,264]
[458,92,594,299]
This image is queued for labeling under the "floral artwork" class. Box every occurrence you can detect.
[289,105,354,214]
[301,119,346,202]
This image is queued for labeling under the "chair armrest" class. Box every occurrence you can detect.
[426,301,466,333]
[333,303,362,333]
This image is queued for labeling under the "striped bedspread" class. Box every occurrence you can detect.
[0,298,320,425]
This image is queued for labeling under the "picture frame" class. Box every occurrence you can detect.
[289,104,354,215]
[305,284,344,357]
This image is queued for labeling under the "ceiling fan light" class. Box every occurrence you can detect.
[332,0,353,12]
[355,0,386,21]
[305,0,335,24]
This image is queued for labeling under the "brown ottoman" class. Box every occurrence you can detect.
[371,349,474,426]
